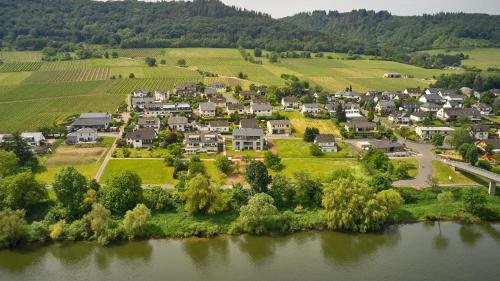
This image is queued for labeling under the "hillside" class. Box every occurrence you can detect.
[1,0,500,56]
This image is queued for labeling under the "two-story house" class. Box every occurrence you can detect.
[232,128,265,151]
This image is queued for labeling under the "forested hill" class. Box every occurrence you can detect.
[1,0,500,56]
[283,10,500,56]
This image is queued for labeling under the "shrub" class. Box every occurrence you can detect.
[462,187,488,215]
[143,187,174,212]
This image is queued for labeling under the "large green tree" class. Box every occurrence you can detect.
[100,171,143,215]
[183,174,227,215]
[0,209,27,248]
[268,175,295,210]
[123,204,151,239]
[245,160,272,193]
[233,193,279,235]
[0,172,47,211]
[0,150,18,178]
[53,167,89,217]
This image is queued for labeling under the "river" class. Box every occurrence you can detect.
[0,222,499,281]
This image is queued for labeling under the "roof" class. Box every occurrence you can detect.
[233,128,264,137]
[126,128,156,141]
[268,120,291,126]
[282,96,299,103]
[240,119,260,129]
[377,100,396,107]
[138,117,159,125]
[184,132,223,143]
[401,101,419,108]
[368,140,404,149]
[471,124,488,133]
[346,121,376,129]
[76,128,97,133]
[427,88,443,95]
[420,103,441,109]
[411,112,431,118]
[302,103,320,109]
[227,103,244,110]
[423,94,442,101]
[251,103,272,111]
[79,112,111,119]
[199,102,216,111]
[168,116,188,125]
[204,88,217,95]
[416,127,455,131]
[209,120,230,127]
[441,108,480,118]
[315,134,336,143]
[72,113,111,127]
[405,87,421,94]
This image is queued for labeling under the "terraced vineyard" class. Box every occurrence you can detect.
[40,60,92,71]
[0,62,43,72]
[24,68,111,83]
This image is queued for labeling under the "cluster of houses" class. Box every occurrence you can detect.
[0,132,47,152]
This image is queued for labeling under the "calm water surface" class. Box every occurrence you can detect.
[0,222,499,281]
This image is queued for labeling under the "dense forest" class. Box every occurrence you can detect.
[1,0,500,58]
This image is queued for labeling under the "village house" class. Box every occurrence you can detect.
[143,102,191,117]
[420,103,441,112]
[203,87,218,98]
[131,97,156,110]
[388,113,410,124]
[154,89,169,101]
[410,111,431,123]
[403,87,422,98]
[240,119,260,129]
[239,91,257,100]
[472,103,493,115]
[334,91,362,102]
[168,116,189,132]
[208,82,227,94]
[250,95,267,105]
[419,94,444,104]
[249,103,273,116]
[0,134,14,144]
[470,124,489,140]
[325,103,337,114]
[344,103,362,118]
[226,103,245,115]
[66,128,98,145]
[344,120,377,136]
[425,88,444,96]
[314,134,338,152]
[125,128,157,148]
[415,127,455,140]
[436,108,481,122]
[443,100,463,109]
[361,140,405,154]
[208,120,230,133]
[209,96,227,107]
[198,102,217,117]
[21,132,46,147]
[481,139,500,153]
[232,128,265,151]
[281,96,300,109]
[267,120,292,136]
[174,82,197,98]
[133,89,149,98]
[375,100,396,115]
[138,117,161,131]
[301,103,322,115]
[399,101,419,113]
[71,112,112,131]
[183,132,224,154]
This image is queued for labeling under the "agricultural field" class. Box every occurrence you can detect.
[280,111,340,137]
[0,51,43,62]
[35,137,114,184]
[100,159,177,185]
[0,72,32,86]
[24,68,111,84]
[418,48,500,70]
[0,62,43,72]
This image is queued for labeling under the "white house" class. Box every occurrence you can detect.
[301,103,322,115]
[198,102,217,117]
[208,120,230,133]
[133,89,149,98]
[66,128,98,145]
[21,132,45,147]
[168,116,189,132]
[154,89,169,101]
[125,128,157,148]
[249,103,273,116]
[415,127,455,140]
[314,134,338,152]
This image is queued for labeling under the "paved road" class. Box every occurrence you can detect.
[393,138,436,187]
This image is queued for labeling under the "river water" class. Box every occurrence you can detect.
[0,222,499,281]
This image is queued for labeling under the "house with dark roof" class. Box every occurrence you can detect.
[443,100,463,109]
[240,119,260,129]
[420,103,441,112]
[472,103,493,115]
[138,117,161,131]
[184,132,224,154]
[208,120,230,133]
[239,91,257,100]
[267,120,292,136]
[399,101,419,113]
[281,96,299,109]
[125,128,157,148]
[203,87,218,97]
[301,103,322,115]
[314,134,338,152]
[226,103,245,115]
[208,82,227,93]
[174,82,197,98]
[232,128,265,151]
[425,88,444,95]
[249,103,273,116]
[410,111,432,123]
[403,87,422,98]
[66,128,98,145]
[362,140,405,153]
[71,112,112,131]
[436,108,481,122]
[168,116,189,132]
[198,102,216,117]
[470,124,489,140]
[419,94,444,104]
[388,113,410,124]
[375,100,396,115]
[344,121,377,136]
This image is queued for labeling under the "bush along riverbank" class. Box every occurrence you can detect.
[1,166,499,249]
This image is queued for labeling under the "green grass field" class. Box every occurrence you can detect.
[271,139,358,158]
[419,48,500,70]
[280,111,340,137]
[392,158,419,178]
[100,159,177,185]
[431,160,477,185]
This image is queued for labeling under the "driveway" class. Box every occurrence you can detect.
[393,137,436,187]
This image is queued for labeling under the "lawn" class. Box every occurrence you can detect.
[35,137,115,184]
[275,158,364,180]
[280,111,340,137]
[391,158,419,178]
[419,48,500,71]
[431,160,478,185]
[100,159,177,185]
[225,139,266,159]
[271,139,358,158]
[113,147,172,158]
